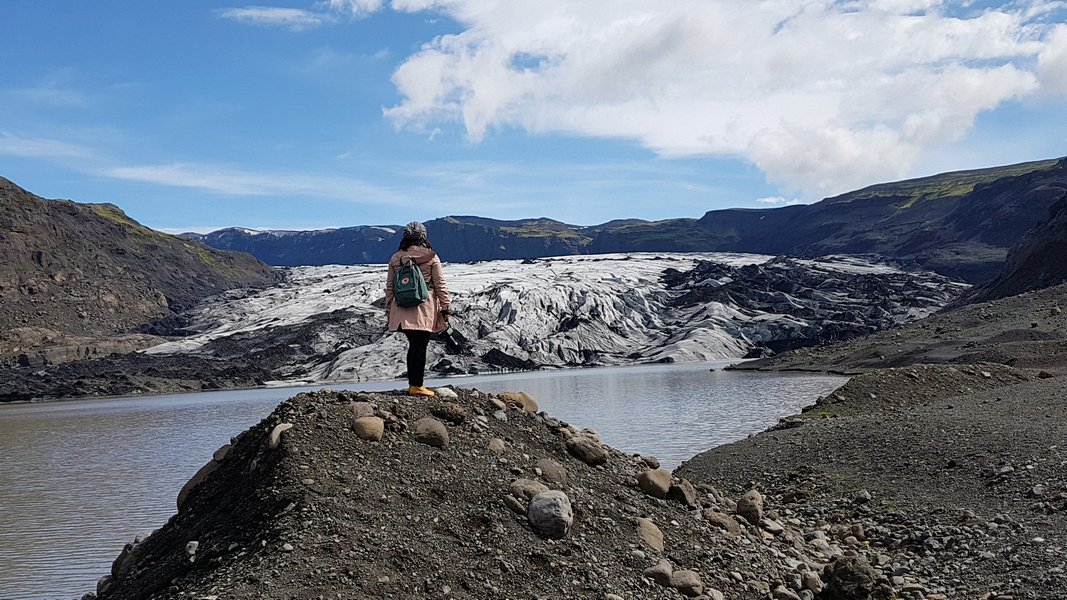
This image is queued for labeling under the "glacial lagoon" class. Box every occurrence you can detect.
[0,361,845,600]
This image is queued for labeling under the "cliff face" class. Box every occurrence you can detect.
[963,193,1067,303]
[188,158,1067,285]
[0,178,280,359]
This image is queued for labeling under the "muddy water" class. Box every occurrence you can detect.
[0,362,844,599]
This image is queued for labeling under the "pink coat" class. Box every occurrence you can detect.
[385,246,451,333]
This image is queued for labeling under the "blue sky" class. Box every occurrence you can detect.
[2,1,1065,233]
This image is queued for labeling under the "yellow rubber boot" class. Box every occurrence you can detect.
[408,386,435,397]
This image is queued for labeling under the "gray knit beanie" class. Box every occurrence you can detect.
[404,221,427,238]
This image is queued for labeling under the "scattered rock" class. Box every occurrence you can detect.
[434,387,459,399]
[412,417,448,448]
[509,478,549,501]
[636,517,665,551]
[736,489,764,525]
[352,416,384,442]
[670,569,704,597]
[267,422,293,450]
[497,391,539,413]
[534,457,567,483]
[642,558,673,586]
[486,437,506,456]
[637,469,673,499]
[429,401,466,425]
[527,490,573,539]
[565,435,609,466]
[667,478,698,507]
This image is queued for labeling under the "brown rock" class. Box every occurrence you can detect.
[640,455,661,469]
[497,391,539,413]
[637,469,672,499]
[534,458,567,483]
[670,570,704,597]
[667,478,698,507]
[704,510,742,536]
[430,401,467,425]
[736,489,764,525]
[412,417,449,448]
[643,558,673,586]
[487,437,506,456]
[566,435,609,466]
[636,517,665,551]
[510,478,549,500]
[353,416,385,442]
[349,401,375,420]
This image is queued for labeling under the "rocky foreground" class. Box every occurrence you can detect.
[90,386,916,600]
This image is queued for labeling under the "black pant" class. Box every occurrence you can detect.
[402,330,432,387]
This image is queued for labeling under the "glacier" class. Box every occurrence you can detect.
[143,252,967,384]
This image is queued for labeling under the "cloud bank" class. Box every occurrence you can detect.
[382,0,1067,197]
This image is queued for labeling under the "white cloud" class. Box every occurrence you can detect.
[0,132,96,159]
[104,162,407,204]
[755,196,804,206]
[221,0,384,29]
[384,0,1066,198]
[218,7,326,30]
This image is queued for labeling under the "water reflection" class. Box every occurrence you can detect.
[0,362,844,600]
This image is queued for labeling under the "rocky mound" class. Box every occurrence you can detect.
[89,386,923,600]
[678,363,1067,599]
[0,177,280,365]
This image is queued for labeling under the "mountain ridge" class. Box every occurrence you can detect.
[0,177,281,364]
[185,157,1067,283]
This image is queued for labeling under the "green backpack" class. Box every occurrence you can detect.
[393,256,430,307]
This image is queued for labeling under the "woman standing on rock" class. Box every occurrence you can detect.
[385,221,451,397]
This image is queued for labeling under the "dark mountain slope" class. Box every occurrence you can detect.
[188,158,1067,285]
[0,178,280,358]
[963,192,1067,303]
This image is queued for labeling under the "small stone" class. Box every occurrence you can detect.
[177,460,220,511]
[211,444,232,462]
[434,387,458,398]
[502,494,526,515]
[566,435,609,466]
[772,585,801,600]
[185,541,199,556]
[349,401,375,420]
[636,517,665,551]
[736,489,764,524]
[670,570,704,597]
[802,570,823,592]
[640,455,661,469]
[510,478,550,500]
[430,401,467,425]
[268,422,294,450]
[637,469,673,499]
[497,391,539,412]
[527,490,573,539]
[281,543,294,552]
[412,417,449,448]
[492,410,508,421]
[760,518,785,535]
[643,558,673,586]
[487,438,506,456]
[667,478,698,507]
[534,458,567,483]
[353,416,385,442]
[704,511,742,536]
[853,490,873,504]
